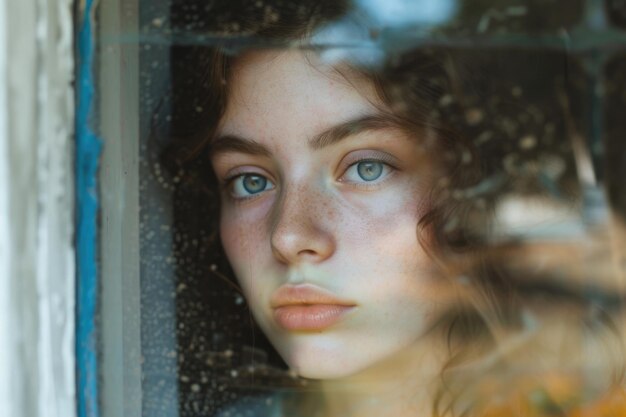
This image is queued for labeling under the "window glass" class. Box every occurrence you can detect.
[97,1,626,416]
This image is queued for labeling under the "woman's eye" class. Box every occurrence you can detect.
[229,174,275,198]
[342,160,392,183]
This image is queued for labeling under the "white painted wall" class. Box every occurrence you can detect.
[0,0,76,416]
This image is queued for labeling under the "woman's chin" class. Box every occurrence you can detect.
[287,360,361,380]
[276,339,374,380]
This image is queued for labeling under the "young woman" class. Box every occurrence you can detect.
[156,2,626,416]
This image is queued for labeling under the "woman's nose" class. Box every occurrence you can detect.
[269,185,336,265]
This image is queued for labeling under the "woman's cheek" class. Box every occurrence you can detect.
[220,211,264,281]
[220,199,283,303]
[354,182,423,232]
[220,194,273,249]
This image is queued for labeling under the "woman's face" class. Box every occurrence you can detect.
[210,50,450,379]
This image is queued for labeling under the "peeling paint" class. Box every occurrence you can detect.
[0,0,77,415]
[76,0,102,416]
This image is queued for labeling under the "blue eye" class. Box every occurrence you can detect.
[356,161,384,181]
[343,160,391,183]
[230,174,275,198]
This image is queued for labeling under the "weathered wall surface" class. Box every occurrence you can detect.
[0,0,76,416]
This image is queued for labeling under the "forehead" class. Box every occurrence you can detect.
[217,50,384,140]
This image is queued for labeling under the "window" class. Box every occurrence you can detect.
[95,0,626,416]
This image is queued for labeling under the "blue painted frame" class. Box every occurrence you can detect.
[76,0,102,416]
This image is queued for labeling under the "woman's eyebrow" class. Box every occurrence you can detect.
[308,114,397,150]
[209,135,272,157]
[210,114,396,157]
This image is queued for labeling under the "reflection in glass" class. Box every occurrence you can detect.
[100,1,626,416]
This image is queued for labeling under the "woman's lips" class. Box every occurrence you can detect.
[273,304,355,331]
[270,284,356,331]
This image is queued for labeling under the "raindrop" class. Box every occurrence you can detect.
[519,135,537,150]
[438,94,453,107]
[465,108,484,125]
